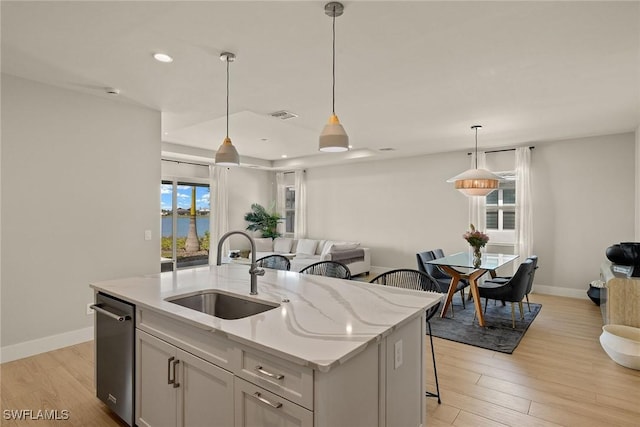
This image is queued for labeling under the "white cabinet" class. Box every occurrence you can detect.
[234,377,313,427]
[135,306,426,427]
[136,330,234,427]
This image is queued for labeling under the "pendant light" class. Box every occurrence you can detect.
[215,52,240,166]
[319,2,349,152]
[447,125,500,196]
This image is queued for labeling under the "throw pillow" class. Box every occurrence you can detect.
[273,237,293,253]
[320,241,336,258]
[315,240,326,255]
[332,242,360,251]
[296,239,318,256]
[253,238,273,252]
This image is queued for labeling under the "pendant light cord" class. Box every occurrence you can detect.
[226,58,230,138]
[474,126,478,169]
[332,4,336,114]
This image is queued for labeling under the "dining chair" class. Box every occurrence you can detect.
[477,259,535,328]
[299,261,351,279]
[484,255,538,311]
[369,269,442,404]
[255,254,291,271]
[416,250,469,310]
[433,249,473,302]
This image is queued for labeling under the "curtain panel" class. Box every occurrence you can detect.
[209,166,229,264]
[515,147,533,260]
[294,170,307,239]
[275,172,286,236]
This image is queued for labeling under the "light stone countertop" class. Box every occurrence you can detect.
[90,264,442,372]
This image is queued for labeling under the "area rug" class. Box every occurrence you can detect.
[428,300,542,354]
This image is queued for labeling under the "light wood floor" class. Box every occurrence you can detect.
[425,293,640,427]
[1,294,638,426]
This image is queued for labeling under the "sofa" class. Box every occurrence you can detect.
[250,237,371,276]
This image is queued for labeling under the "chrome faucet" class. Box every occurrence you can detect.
[216,230,265,295]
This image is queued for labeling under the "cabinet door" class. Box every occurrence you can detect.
[234,377,313,427]
[137,330,178,427]
[177,348,234,427]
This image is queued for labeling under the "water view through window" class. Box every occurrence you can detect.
[161,181,210,269]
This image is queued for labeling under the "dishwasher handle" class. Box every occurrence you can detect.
[90,304,131,322]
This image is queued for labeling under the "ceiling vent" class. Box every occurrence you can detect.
[269,110,299,120]
[379,147,396,152]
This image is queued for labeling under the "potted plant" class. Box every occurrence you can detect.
[244,203,283,239]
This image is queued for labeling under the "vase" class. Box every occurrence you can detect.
[472,246,482,268]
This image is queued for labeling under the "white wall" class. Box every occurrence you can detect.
[306,152,471,269]
[1,75,160,360]
[306,132,635,296]
[532,133,634,295]
[636,125,640,240]
[226,167,276,250]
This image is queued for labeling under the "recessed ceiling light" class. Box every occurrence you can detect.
[153,53,173,63]
[281,155,288,158]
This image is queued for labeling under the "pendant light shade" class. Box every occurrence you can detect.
[319,114,348,152]
[447,125,500,196]
[215,52,240,166]
[215,137,239,166]
[319,2,349,153]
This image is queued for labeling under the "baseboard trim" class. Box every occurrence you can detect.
[1,326,94,363]
[532,284,589,300]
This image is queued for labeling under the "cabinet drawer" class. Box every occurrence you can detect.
[234,377,313,427]
[137,308,236,371]
[237,347,313,410]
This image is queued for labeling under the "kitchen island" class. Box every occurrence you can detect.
[91,264,441,427]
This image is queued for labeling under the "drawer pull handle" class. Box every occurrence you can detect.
[253,392,283,409]
[172,359,180,388]
[167,356,175,384]
[255,366,284,380]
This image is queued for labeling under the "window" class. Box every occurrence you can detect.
[485,172,516,243]
[161,181,211,270]
[284,186,295,236]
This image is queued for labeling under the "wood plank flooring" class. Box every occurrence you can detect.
[1,294,638,426]
[425,294,640,427]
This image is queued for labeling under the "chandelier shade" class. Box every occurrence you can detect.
[448,125,500,196]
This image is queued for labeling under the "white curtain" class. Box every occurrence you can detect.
[294,170,307,239]
[468,151,487,231]
[515,147,533,260]
[275,172,286,236]
[209,166,230,264]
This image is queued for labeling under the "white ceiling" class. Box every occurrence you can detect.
[2,1,639,169]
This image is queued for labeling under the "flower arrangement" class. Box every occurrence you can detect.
[464,224,489,267]
[463,224,490,249]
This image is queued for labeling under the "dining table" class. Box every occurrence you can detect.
[426,251,519,327]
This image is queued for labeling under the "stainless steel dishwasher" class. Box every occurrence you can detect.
[92,292,135,427]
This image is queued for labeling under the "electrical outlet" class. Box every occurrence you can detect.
[394,340,403,369]
[144,230,152,241]
[86,303,94,315]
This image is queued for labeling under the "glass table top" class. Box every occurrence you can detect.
[425,251,519,270]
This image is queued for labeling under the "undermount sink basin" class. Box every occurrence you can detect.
[166,290,279,320]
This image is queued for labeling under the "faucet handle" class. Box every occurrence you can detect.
[250,266,266,276]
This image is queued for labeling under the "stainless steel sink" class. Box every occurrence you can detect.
[166,291,279,320]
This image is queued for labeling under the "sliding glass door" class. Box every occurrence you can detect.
[161,180,211,270]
